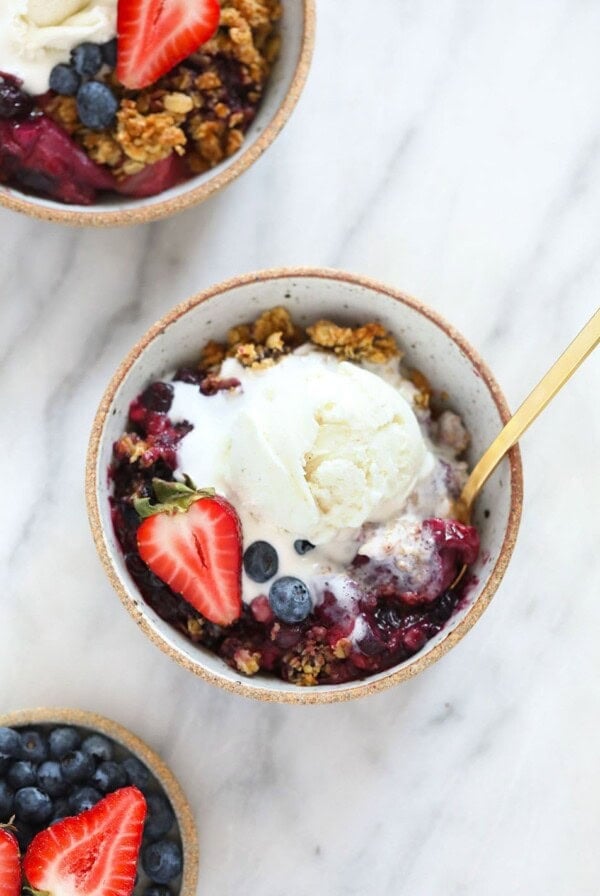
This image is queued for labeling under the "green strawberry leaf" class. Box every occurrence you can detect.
[134,477,216,518]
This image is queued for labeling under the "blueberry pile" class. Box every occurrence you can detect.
[49,40,118,130]
[243,540,314,624]
[0,725,182,895]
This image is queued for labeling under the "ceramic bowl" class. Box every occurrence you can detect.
[0,707,199,894]
[0,1,315,227]
[86,268,523,703]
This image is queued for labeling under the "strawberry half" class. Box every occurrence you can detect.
[23,787,146,896]
[135,478,243,627]
[0,829,20,896]
[117,0,221,90]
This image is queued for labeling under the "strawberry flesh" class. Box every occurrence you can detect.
[0,830,20,896]
[137,496,243,627]
[23,787,146,896]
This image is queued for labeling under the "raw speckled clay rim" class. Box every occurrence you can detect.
[86,267,524,704]
[0,1,315,228]
[0,707,199,893]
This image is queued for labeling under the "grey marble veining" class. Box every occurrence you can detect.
[1,1,599,894]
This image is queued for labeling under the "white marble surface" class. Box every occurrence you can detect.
[1,1,599,893]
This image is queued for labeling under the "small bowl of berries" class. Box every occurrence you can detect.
[86,268,523,703]
[0,708,198,896]
[0,0,314,225]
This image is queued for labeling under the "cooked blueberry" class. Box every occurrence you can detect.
[14,787,53,824]
[269,577,312,623]
[19,730,47,763]
[101,38,118,68]
[144,887,171,896]
[142,840,183,884]
[8,761,37,790]
[0,75,34,119]
[68,786,101,814]
[0,781,14,820]
[141,383,174,414]
[91,761,127,794]
[144,792,175,841]
[49,64,80,96]
[61,750,94,783]
[243,541,278,583]
[71,42,103,76]
[82,734,113,763]
[76,81,118,130]
[0,728,20,757]
[122,757,150,791]
[37,761,66,798]
[49,727,80,760]
[293,539,315,555]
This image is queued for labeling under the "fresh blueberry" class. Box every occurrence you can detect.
[144,887,171,896]
[293,539,315,555]
[101,38,118,68]
[269,577,312,623]
[76,81,118,130]
[141,383,174,413]
[52,797,70,822]
[61,750,95,784]
[8,761,37,790]
[91,761,127,794]
[71,42,103,77]
[49,64,80,96]
[19,730,47,763]
[49,727,81,760]
[142,840,183,884]
[82,734,114,763]
[243,541,279,583]
[0,781,14,820]
[0,728,20,757]
[122,757,150,791]
[14,787,53,825]
[68,786,102,814]
[0,754,10,775]
[144,793,175,841]
[37,761,66,798]
[15,825,36,852]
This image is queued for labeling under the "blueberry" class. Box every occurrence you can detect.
[19,730,47,763]
[243,541,279,583]
[0,76,34,120]
[144,793,175,841]
[37,761,66,798]
[76,81,118,130]
[14,787,53,825]
[142,841,183,884]
[141,383,174,414]
[122,757,150,791]
[0,755,10,775]
[49,727,80,760]
[91,761,127,794]
[8,761,37,790]
[269,577,312,623]
[0,728,20,757]
[61,750,94,784]
[68,786,102,814]
[15,825,36,852]
[0,781,14,821]
[49,64,80,96]
[52,798,70,822]
[144,887,171,896]
[101,38,118,68]
[293,539,315,555]
[82,734,114,763]
[71,42,103,77]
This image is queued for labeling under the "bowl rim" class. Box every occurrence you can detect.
[86,266,524,704]
[0,707,199,895]
[0,0,316,228]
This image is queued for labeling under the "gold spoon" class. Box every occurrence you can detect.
[452,306,600,580]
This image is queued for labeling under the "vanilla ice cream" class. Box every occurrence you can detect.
[0,0,117,94]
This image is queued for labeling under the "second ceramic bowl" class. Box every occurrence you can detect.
[86,268,523,703]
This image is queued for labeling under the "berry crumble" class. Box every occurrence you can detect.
[0,0,280,204]
[110,308,481,687]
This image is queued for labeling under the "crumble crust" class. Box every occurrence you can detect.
[306,320,401,364]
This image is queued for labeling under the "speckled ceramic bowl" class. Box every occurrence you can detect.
[0,1,314,227]
[86,268,523,703]
[0,707,199,894]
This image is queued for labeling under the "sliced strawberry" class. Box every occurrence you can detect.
[23,787,146,896]
[0,829,20,896]
[135,479,242,626]
[117,0,221,90]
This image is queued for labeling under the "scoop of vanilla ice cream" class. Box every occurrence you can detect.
[27,0,91,27]
[227,353,432,544]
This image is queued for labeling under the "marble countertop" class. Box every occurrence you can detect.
[1,1,599,894]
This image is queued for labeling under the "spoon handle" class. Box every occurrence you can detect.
[461,306,600,511]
